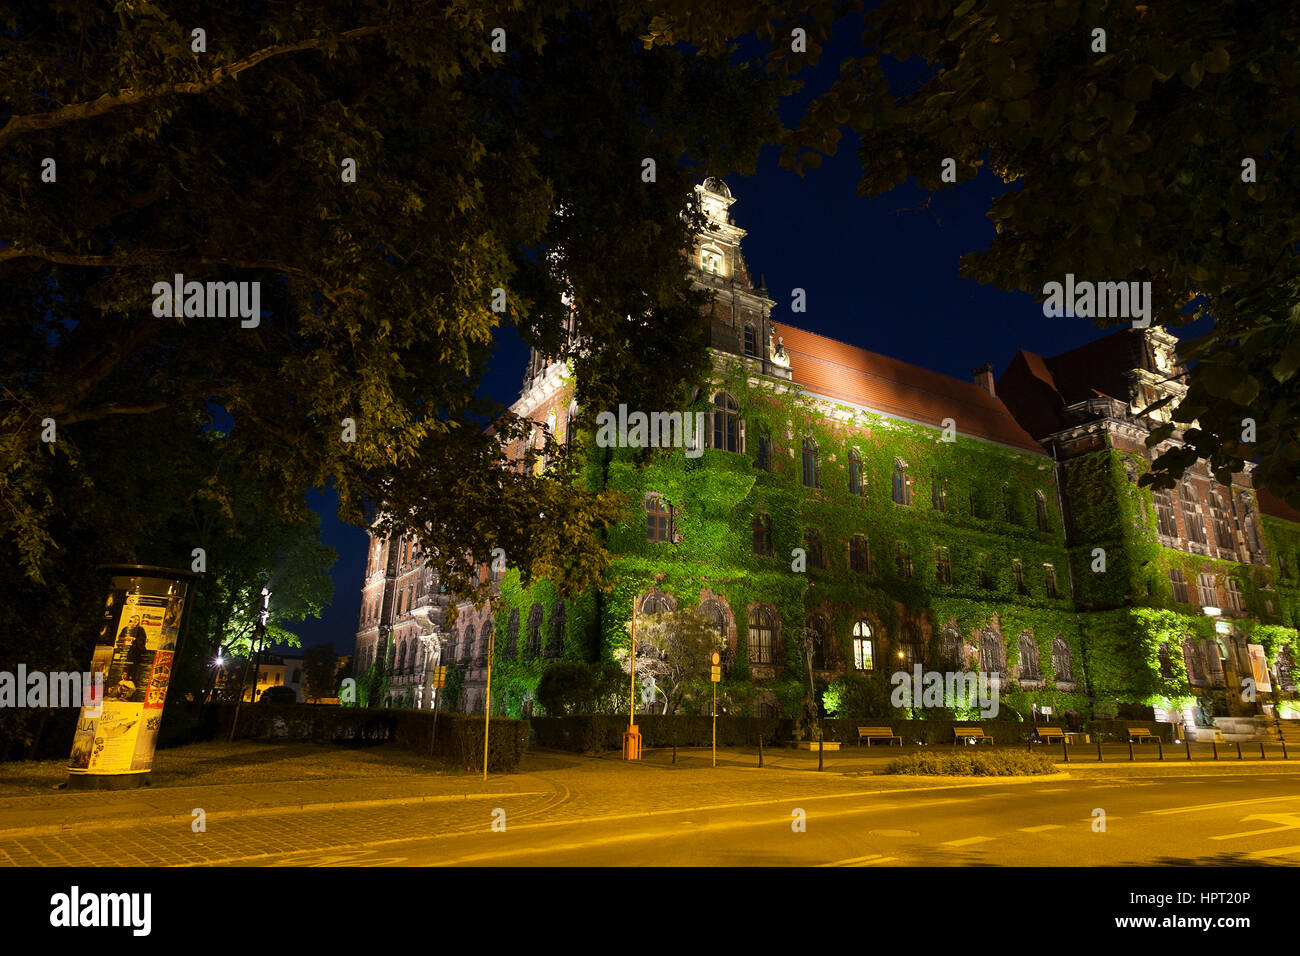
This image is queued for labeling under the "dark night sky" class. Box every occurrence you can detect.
[286,18,1147,654]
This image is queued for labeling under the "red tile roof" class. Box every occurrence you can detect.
[771,322,1045,454]
[1259,488,1300,526]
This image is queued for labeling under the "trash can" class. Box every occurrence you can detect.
[623,725,642,761]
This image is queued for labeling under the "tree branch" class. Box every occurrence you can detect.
[0,24,396,146]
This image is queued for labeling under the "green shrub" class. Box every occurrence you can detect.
[885,750,1059,776]
[259,686,298,705]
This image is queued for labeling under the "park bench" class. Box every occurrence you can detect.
[1127,727,1158,744]
[953,727,994,746]
[1034,726,1067,744]
[857,726,902,746]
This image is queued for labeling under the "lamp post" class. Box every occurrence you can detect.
[623,599,641,760]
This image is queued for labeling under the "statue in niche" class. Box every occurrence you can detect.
[768,327,790,368]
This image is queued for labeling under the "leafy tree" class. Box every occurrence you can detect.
[537,659,627,715]
[260,685,298,705]
[649,0,1300,506]
[0,1,785,600]
[614,608,725,716]
[301,643,340,703]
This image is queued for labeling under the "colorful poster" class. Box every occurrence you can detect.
[69,570,192,782]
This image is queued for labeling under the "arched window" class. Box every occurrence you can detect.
[892,460,910,505]
[900,622,924,668]
[849,534,870,573]
[646,494,674,543]
[1158,642,1173,679]
[1181,481,1207,545]
[502,610,518,661]
[640,591,673,616]
[940,626,963,669]
[546,601,565,658]
[1003,485,1019,524]
[979,629,1003,674]
[801,438,820,488]
[1051,635,1073,681]
[852,620,875,671]
[1044,564,1059,599]
[526,603,544,657]
[752,513,773,555]
[1017,633,1040,681]
[700,599,729,646]
[1035,491,1050,531]
[711,392,741,452]
[474,624,488,667]
[700,244,723,275]
[748,605,776,665]
[397,642,407,673]
[1182,638,1205,685]
[807,613,833,669]
[743,324,757,356]
[847,449,864,496]
[1241,493,1262,553]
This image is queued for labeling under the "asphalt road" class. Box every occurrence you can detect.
[238,767,1300,867]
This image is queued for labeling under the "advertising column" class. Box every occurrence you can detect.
[68,565,199,790]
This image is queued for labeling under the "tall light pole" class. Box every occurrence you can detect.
[482,624,494,781]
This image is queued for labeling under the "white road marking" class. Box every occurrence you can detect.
[1018,825,1063,833]
[940,836,994,846]
[1210,813,1300,841]
[1145,794,1300,816]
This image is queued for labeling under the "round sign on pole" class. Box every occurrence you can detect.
[711,651,721,666]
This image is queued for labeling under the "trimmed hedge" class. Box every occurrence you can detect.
[886,751,1059,776]
[217,704,530,772]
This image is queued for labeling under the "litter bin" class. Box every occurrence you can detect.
[623,725,642,761]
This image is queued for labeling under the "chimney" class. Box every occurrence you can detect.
[972,363,996,396]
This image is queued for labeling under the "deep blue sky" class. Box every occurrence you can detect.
[286,18,1137,654]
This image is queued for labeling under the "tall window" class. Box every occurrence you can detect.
[1225,578,1244,612]
[646,495,674,543]
[895,541,913,580]
[502,610,519,660]
[892,460,910,505]
[1035,491,1050,531]
[849,534,870,573]
[1154,488,1178,538]
[801,438,820,488]
[847,449,864,496]
[1051,636,1073,681]
[1181,482,1208,545]
[931,471,947,512]
[752,513,773,556]
[711,392,742,452]
[1013,560,1028,596]
[1017,633,1041,681]
[977,556,994,590]
[700,599,729,655]
[546,601,565,658]
[1169,568,1189,603]
[755,434,772,472]
[804,530,825,569]
[852,620,874,671]
[935,547,952,585]
[940,626,963,669]
[526,603,544,657]
[1044,564,1059,599]
[808,614,832,669]
[1182,638,1205,685]
[1158,642,1173,679]
[1196,572,1217,607]
[1210,487,1233,551]
[743,324,757,356]
[979,630,1003,674]
[1241,494,1262,553]
[748,606,776,665]
[1003,485,1019,524]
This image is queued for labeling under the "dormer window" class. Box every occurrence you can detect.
[743,324,757,356]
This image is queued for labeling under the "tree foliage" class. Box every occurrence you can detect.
[302,643,340,703]
[615,607,725,716]
[0,1,785,599]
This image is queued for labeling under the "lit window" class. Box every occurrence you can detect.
[852,620,874,671]
[748,606,776,665]
[646,495,674,543]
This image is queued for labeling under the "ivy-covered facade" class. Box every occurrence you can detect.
[354,179,1300,737]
